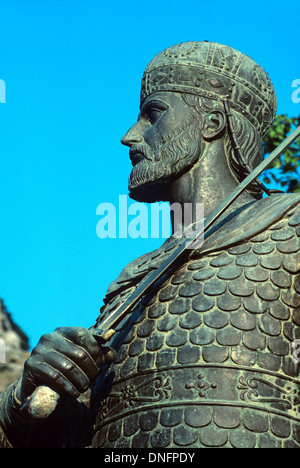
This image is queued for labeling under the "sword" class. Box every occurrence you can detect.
[21,124,300,419]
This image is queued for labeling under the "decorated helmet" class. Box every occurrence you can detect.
[141,41,277,139]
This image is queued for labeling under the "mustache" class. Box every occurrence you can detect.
[129,146,155,165]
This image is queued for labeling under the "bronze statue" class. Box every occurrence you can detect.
[1,41,300,448]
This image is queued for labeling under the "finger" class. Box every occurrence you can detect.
[101,346,117,364]
[27,361,81,399]
[55,327,101,357]
[54,327,115,369]
[37,349,91,394]
[40,333,100,380]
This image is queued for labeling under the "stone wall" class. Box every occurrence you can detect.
[0,299,30,392]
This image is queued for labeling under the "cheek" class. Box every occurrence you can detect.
[143,125,164,147]
[144,116,184,146]
[160,110,185,132]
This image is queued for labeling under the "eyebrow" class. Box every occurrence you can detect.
[140,99,169,113]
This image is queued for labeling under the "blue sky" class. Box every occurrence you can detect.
[0,0,299,349]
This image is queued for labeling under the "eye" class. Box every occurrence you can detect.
[140,100,168,124]
[148,107,163,124]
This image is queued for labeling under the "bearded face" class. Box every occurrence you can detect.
[121,92,204,203]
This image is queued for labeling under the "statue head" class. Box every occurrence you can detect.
[122,41,277,203]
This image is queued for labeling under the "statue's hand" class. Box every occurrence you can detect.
[17,327,116,403]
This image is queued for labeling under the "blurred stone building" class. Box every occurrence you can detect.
[0,299,29,392]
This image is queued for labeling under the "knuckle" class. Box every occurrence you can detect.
[38,333,54,345]
[54,327,69,336]
[29,346,43,360]
[75,348,87,361]
[54,326,89,343]
[74,327,88,340]
[61,360,73,373]
[54,326,77,338]
[24,356,34,371]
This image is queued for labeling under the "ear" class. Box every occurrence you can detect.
[202,109,226,141]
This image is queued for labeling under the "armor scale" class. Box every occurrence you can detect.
[90,200,300,449]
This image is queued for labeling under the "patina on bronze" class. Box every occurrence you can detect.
[21,122,300,420]
[1,41,300,448]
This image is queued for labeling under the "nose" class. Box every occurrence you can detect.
[121,122,144,147]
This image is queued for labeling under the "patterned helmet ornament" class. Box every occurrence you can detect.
[141,41,277,139]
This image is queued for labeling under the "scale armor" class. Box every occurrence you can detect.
[90,200,300,449]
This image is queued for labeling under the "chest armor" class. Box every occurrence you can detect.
[90,204,300,448]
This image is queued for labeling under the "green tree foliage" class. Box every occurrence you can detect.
[261,115,300,193]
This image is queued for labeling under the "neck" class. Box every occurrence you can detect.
[168,139,256,234]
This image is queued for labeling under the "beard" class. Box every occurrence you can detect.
[128,116,203,202]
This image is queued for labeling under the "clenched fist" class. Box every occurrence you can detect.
[17,327,116,403]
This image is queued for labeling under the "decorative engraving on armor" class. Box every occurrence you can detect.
[237,376,300,413]
[185,373,218,398]
[98,375,172,422]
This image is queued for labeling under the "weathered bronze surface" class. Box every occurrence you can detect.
[1,41,300,448]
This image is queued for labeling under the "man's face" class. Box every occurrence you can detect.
[121,92,203,202]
